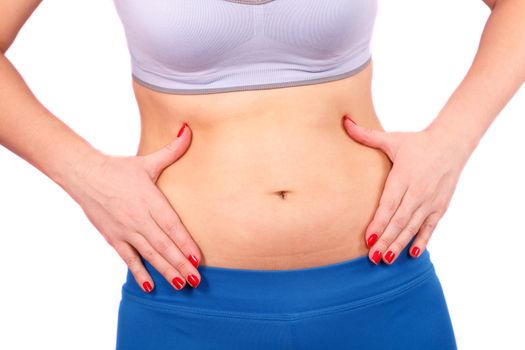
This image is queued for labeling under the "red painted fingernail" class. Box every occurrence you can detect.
[344,115,357,125]
[411,246,421,257]
[384,250,395,264]
[366,233,378,248]
[187,274,200,288]
[142,281,153,293]
[172,277,185,290]
[177,122,188,137]
[188,254,199,268]
[371,250,382,264]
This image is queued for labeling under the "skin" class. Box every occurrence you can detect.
[1,0,523,294]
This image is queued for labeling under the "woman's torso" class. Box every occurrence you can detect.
[113,0,388,269]
[133,59,393,270]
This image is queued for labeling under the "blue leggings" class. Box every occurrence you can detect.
[116,243,457,349]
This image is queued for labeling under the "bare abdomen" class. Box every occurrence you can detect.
[147,108,392,270]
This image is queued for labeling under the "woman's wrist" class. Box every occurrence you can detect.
[423,114,480,163]
[53,145,108,198]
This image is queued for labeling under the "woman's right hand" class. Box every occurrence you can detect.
[67,122,202,293]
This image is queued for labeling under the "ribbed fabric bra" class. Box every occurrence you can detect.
[112,0,378,94]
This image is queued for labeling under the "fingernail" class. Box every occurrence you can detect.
[172,277,185,290]
[177,122,188,138]
[371,250,382,264]
[384,250,395,264]
[188,254,199,268]
[344,115,357,125]
[410,246,421,257]
[142,281,153,293]
[187,274,200,288]
[366,233,378,248]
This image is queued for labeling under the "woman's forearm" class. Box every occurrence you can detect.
[0,52,106,195]
[425,0,525,155]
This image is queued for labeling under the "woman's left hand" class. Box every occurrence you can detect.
[342,115,473,265]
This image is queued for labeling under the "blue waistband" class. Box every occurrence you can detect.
[121,242,435,318]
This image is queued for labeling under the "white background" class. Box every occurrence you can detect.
[1,0,523,349]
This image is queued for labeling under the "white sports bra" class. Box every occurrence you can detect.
[112,0,378,94]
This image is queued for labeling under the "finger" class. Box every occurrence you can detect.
[342,115,393,156]
[113,240,156,293]
[365,170,407,250]
[148,191,202,268]
[127,233,189,290]
[138,215,201,289]
[382,204,429,264]
[140,122,192,181]
[409,210,442,258]
[370,185,426,264]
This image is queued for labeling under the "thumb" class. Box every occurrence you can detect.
[342,115,390,152]
[142,122,191,181]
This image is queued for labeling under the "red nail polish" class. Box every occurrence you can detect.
[187,274,200,288]
[384,250,395,263]
[411,246,421,257]
[366,233,378,248]
[344,115,357,125]
[143,281,153,293]
[371,250,382,264]
[172,277,185,290]
[177,122,188,137]
[188,254,199,268]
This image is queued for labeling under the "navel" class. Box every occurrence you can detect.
[273,190,291,200]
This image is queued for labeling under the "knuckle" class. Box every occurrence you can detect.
[175,239,192,254]
[378,235,392,248]
[380,197,397,212]
[435,198,449,213]
[433,203,445,214]
[430,209,444,222]
[124,231,143,245]
[128,211,147,228]
[391,215,407,230]
[163,219,180,237]
[424,219,437,231]
[155,238,173,254]
[404,224,419,236]
[372,215,389,229]
[175,259,188,272]
[165,142,177,152]
[143,248,156,260]
[124,254,140,268]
